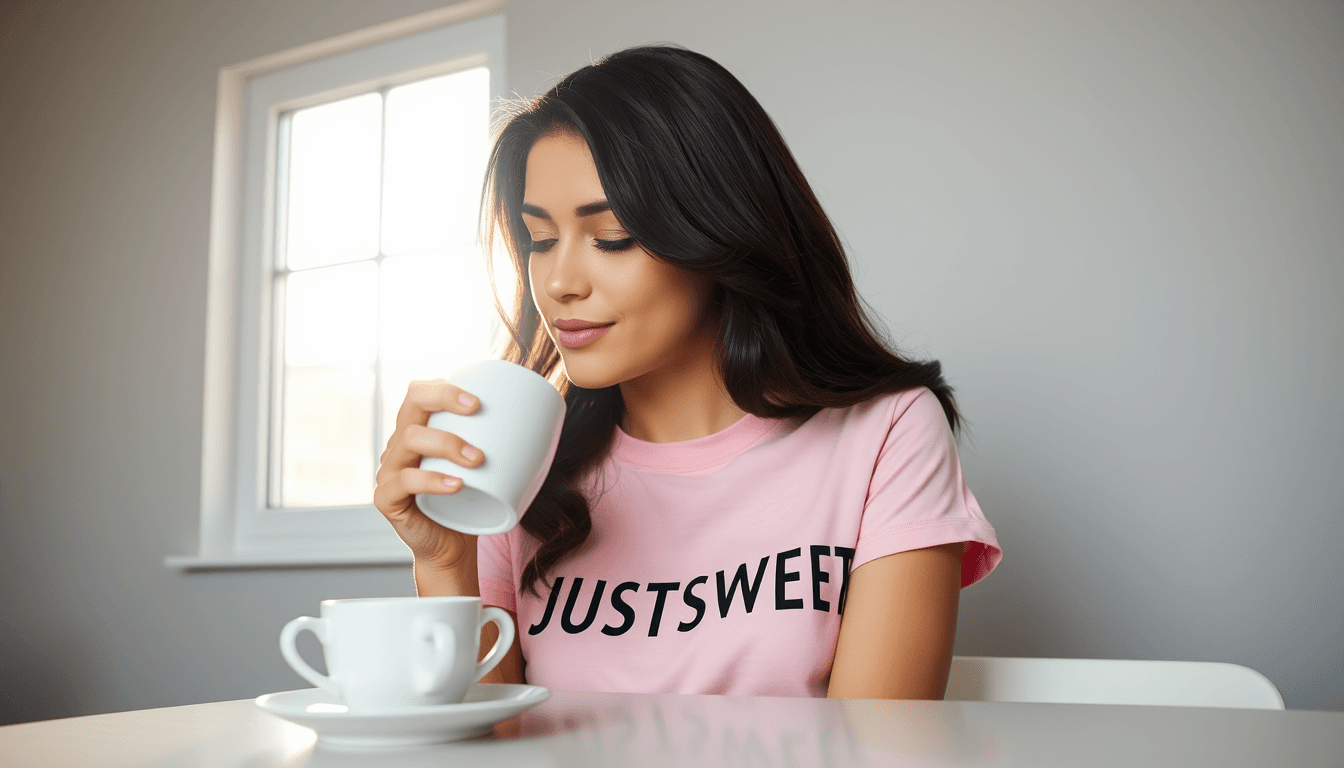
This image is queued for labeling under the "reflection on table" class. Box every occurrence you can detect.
[2,687,1343,768]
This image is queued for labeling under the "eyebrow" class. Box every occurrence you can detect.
[520,201,612,219]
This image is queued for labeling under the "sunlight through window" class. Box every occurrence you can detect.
[273,66,497,509]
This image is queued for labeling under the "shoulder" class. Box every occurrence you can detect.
[789,387,950,462]
[835,386,949,438]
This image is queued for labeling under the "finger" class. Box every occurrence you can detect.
[374,467,464,523]
[395,379,481,434]
[399,423,485,470]
[376,421,484,486]
[399,466,465,499]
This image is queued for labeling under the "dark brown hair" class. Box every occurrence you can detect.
[481,45,960,597]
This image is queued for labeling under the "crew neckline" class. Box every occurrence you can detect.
[610,411,782,474]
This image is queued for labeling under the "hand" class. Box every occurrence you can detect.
[374,379,486,572]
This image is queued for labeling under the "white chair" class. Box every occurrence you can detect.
[945,656,1285,709]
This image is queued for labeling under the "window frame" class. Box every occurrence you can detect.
[167,0,508,570]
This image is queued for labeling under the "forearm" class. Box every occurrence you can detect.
[413,551,526,684]
[413,548,480,597]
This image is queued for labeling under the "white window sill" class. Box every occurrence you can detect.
[164,549,413,571]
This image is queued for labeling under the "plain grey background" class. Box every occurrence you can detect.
[0,0,1340,723]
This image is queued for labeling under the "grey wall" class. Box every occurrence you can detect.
[0,0,1340,722]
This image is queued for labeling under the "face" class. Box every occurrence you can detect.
[521,130,717,390]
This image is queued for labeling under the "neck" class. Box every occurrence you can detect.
[617,328,746,444]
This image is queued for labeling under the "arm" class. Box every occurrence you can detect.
[415,555,527,685]
[375,379,527,685]
[826,542,962,699]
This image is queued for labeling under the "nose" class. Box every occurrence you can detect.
[540,235,592,303]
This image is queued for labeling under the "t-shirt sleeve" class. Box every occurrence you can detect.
[476,531,517,612]
[854,387,1003,588]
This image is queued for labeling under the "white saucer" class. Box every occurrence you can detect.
[255,683,550,750]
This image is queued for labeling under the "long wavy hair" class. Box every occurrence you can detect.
[480,44,961,597]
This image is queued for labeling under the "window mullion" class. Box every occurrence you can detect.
[372,89,389,486]
[268,114,294,510]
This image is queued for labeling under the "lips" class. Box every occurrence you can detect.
[553,319,614,349]
[554,319,611,331]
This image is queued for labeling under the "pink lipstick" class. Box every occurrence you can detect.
[554,319,614,349]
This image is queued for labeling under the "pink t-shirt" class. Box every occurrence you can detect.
[477,386,1002,698]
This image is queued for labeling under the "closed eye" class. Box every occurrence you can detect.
[527,237,637,254]
[594,237,636,252]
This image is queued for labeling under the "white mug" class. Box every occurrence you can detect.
[279,596,515,711]
[416,359,566,535]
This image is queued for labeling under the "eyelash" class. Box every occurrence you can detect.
[526,237,636,254]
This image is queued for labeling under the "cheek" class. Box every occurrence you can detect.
[639,274,710,342]
[526,257,546,308]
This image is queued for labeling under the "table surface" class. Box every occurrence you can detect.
[3,688,1342,768]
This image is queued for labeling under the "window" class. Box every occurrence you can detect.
[167,2,510,569]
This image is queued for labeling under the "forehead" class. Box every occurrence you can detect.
[523,130,606,207]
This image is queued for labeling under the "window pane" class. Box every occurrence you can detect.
[381,67,490,256]
[284,92,383,271]
[378,245,498,450]
[284,262,378,368]
[280,366,375,508]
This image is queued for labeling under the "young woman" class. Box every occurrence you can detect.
[374,44,1001,699]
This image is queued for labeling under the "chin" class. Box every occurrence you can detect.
[558,357,623,391]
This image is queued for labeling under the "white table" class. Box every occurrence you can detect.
[2,688,1342,767]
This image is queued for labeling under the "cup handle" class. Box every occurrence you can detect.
[412,617,457,695]
[279,616,338,694]
[474,607,515,683]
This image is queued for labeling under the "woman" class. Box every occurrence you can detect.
[374,44,1001,699]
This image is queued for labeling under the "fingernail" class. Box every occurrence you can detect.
[462,445,482,462]
[443,476,461,487]
[458,393,477,407]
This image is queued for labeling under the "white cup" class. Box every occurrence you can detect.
[279,596,515,711]
[416,359,566,535]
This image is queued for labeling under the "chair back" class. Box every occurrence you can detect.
[945,656,1285,709]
